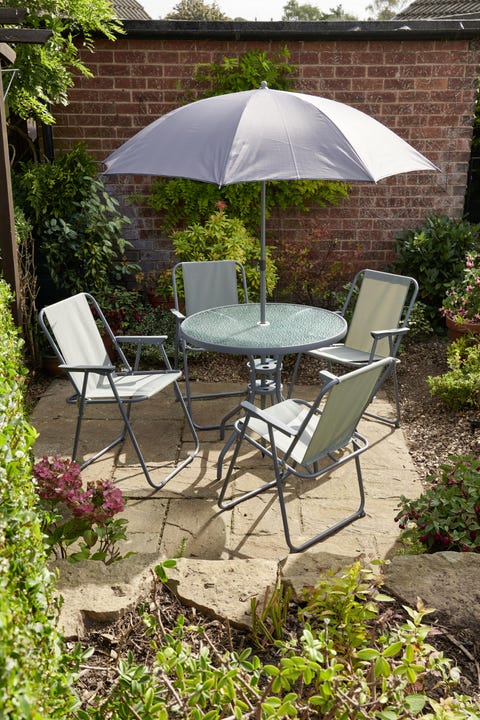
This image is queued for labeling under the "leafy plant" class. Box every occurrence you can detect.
[41,180,136,296]
[273,219,364,306]
[145,174,348,237]
[94,287,146,336]
[427,334,480,409]
[193,47,295,95]
[165,0,229,20]
[0,281,79,717]
[3,0,122,124]
[76,560,480,719]
[15,205,41,366]
[13,143,138,299]
[250,584,294,647]
[172,208,278,301]
[392,214,480,328]
[33,455,132,564]
[395,454,480,553]
[121,304,178,364]
[441,252,480,323]
[136,269,174,299]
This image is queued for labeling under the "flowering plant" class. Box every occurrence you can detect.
[440,252,480,323]
[395,454,480,553]
[135,269,173,299]
[33,455,133,564]
[95,287,145,335]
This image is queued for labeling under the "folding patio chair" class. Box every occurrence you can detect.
[288,269,418,427]
[38,292,199,490]
[171,260,281,431]
[217,357,395,553]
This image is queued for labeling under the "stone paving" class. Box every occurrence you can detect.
[32,376,422,637]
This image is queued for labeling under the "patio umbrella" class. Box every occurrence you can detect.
[103,82,439,324]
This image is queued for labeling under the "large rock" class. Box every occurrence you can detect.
[383,552,480,629]
[53,554,161,639]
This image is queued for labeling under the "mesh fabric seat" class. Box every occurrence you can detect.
[288,269,418,427]
[171,260,281,431]
[217,357,395,553]
[39,292,199,490]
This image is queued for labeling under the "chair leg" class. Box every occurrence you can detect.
[182,341,246,433]
[113,381,199,491]
[363,363,401,428]
[72,379,127,470]
[276,452,366,553]
[217,424,278,505]
[287,353,303,398]
[73,377,199,491]
[218,427,368,553]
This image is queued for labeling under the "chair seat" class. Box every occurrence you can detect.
[246,399,314,465]
[310,344,383,365]
[86,371,182,400]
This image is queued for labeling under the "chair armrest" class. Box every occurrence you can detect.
[59,363,115,373]
[240,400,296,437]
[170,309,185,321]
[116,335,168,345]
[319,369,338,383]
[370,327,409,340]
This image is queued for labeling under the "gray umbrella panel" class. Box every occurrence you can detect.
[103,86,439,184]
[103,85,439,324]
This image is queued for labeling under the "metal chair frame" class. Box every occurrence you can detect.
[288,269,418,428]
[39,292,199,490]
[217,357,395,553]
[171,260,281,431]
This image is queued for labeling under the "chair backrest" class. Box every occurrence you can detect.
[344,269,418,357]
[173,260,248,317]
[39,293,115,396]
[300,358,393,466]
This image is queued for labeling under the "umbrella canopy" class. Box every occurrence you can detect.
[104,82,439,322]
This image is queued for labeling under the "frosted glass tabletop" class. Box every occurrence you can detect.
[180,303,347,355]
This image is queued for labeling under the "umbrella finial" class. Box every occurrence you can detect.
[259,80,268,89]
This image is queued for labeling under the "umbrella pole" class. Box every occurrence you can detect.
[260,181,267,325]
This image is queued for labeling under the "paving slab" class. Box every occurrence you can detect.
[31,377,422,637]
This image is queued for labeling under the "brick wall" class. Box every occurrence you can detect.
[50,22,480,276]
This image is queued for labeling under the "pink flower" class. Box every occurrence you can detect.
[33,456,124,526]
[215,200,227,211]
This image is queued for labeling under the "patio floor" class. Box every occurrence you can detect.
[31,377,421,565]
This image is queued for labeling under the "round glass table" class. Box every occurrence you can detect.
[180,302,347,356]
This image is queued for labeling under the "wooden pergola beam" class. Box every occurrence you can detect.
[0,29,52,43]
[0,9,27,23]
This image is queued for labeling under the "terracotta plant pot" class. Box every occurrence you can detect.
[445,315,480,341]
[41,354,66,377]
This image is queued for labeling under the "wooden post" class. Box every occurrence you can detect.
[0,13,51,327]
[0,44,21,325]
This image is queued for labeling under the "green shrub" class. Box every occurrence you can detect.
[78,561,478,719]
[427,334,480,409]
[193,47,295,95]
[172,209,278,301]
[273,220,364,306]
[0,280,78,717]
[13,143,138,298]
[392,214,480,329]
[396,454,480,553]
